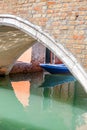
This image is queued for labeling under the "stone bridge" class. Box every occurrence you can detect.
[0,0,87,91]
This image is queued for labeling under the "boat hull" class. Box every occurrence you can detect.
[40,64,70,74]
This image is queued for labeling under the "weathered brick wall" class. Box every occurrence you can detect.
[0,0,87,70]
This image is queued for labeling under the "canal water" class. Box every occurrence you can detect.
[0,72,87,130]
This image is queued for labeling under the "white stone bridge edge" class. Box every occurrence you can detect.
[0,14,87,92]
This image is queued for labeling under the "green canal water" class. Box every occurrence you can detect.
[0,72,87,130]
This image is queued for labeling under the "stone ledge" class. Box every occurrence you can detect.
[10,62,43,74]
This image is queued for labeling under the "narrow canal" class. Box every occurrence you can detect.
[0,72,87,130]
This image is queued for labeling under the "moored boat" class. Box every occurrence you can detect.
[40,63,70,74]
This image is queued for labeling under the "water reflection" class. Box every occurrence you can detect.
[0,72,87,130]
[41,74,76,105]
[76,113,87,130]
[43,88,52,110]
[11,81,30,107]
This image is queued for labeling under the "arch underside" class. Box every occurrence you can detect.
[0,14,87,92]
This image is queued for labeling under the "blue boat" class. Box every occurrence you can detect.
[40,64,70,74]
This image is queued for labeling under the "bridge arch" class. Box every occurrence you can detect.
[0,14,87,92]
